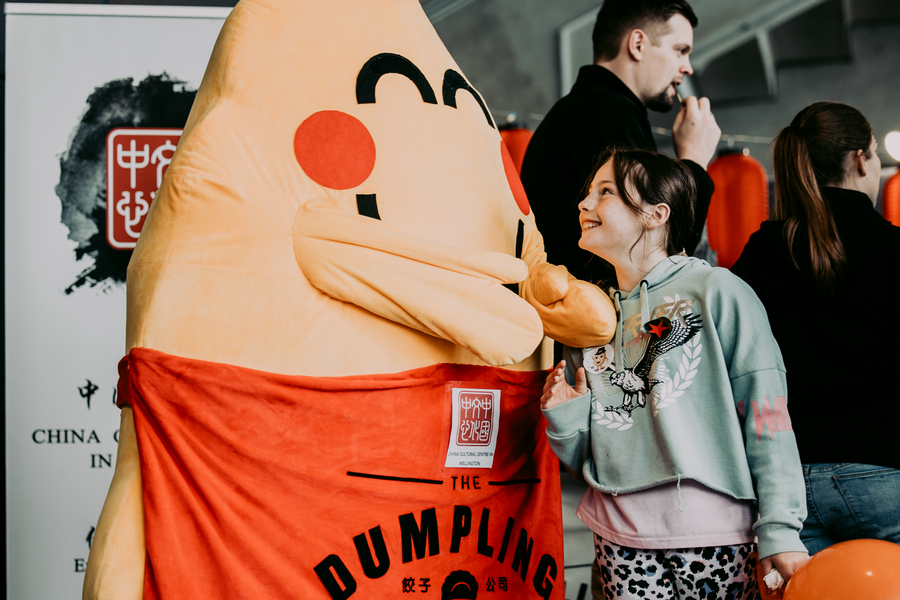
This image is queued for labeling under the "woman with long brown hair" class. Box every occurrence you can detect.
[732,101,900,555]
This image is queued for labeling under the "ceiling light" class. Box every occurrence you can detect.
[885,131,900,161]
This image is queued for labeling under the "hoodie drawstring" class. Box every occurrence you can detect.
[676,474,685,512]
[639,280,650,332]
[613,291,624,374]
[613,281,650,371]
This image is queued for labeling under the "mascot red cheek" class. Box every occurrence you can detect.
[85,1,616,599]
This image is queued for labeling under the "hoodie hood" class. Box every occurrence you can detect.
[619,255,710,300]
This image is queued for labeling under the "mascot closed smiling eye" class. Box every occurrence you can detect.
[84,2,615,599]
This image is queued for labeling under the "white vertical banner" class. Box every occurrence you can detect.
[5,5,229,597]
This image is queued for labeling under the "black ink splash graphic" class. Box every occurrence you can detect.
[55,74,196,294]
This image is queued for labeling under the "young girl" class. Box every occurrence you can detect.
[542,148,808,599]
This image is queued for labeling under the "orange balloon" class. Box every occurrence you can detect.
[784,540,900,600]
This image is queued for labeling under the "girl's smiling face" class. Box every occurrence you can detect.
[578,159,646,266]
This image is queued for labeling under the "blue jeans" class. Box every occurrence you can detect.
[801,463,900,555]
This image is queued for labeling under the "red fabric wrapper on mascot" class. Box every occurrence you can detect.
[84,1,616,599]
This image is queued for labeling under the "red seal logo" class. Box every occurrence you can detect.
[106,128,182,249]
[456,392,494,446]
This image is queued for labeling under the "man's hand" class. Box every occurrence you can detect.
[760,551,810,589]
[541,360,588,410]
[672,96,721,170]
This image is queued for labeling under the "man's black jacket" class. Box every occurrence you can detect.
[521,65,714,284]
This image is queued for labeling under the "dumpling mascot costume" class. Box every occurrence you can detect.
[84,1,616,599]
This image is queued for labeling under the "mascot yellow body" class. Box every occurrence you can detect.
[85,1,615,599]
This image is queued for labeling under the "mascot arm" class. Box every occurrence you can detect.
[83,407,145,600]
[293,198,544,366]
[520,228,617,348]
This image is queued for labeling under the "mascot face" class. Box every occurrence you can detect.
[127,0,544,376]
[292,52,531,253]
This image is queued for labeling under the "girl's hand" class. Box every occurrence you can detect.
[541,360,588,410]
[760,551,810,588]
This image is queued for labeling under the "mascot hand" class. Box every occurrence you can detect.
[293,197,543,366]
[520,228,616,348]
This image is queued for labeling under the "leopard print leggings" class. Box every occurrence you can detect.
[593,534,761,600]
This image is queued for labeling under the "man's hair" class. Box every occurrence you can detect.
[592,0,698,63]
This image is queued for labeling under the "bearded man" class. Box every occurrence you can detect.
[522,0,721,284]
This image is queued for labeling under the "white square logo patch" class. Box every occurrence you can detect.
[445,387,500,468]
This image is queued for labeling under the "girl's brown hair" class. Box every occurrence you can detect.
[592,147,696,257]
[773,101,873,290]
[581,148,696,286]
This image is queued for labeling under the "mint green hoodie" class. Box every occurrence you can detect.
[543,256,807,559]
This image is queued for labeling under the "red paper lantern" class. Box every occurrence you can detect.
[706,151,769,269]
[881,169,900,226]
[498,121,533,175]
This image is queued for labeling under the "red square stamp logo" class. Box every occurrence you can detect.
[106,128,182,249]
[456,392,494,446]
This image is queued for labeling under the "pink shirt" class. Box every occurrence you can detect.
[577,479,756,549]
